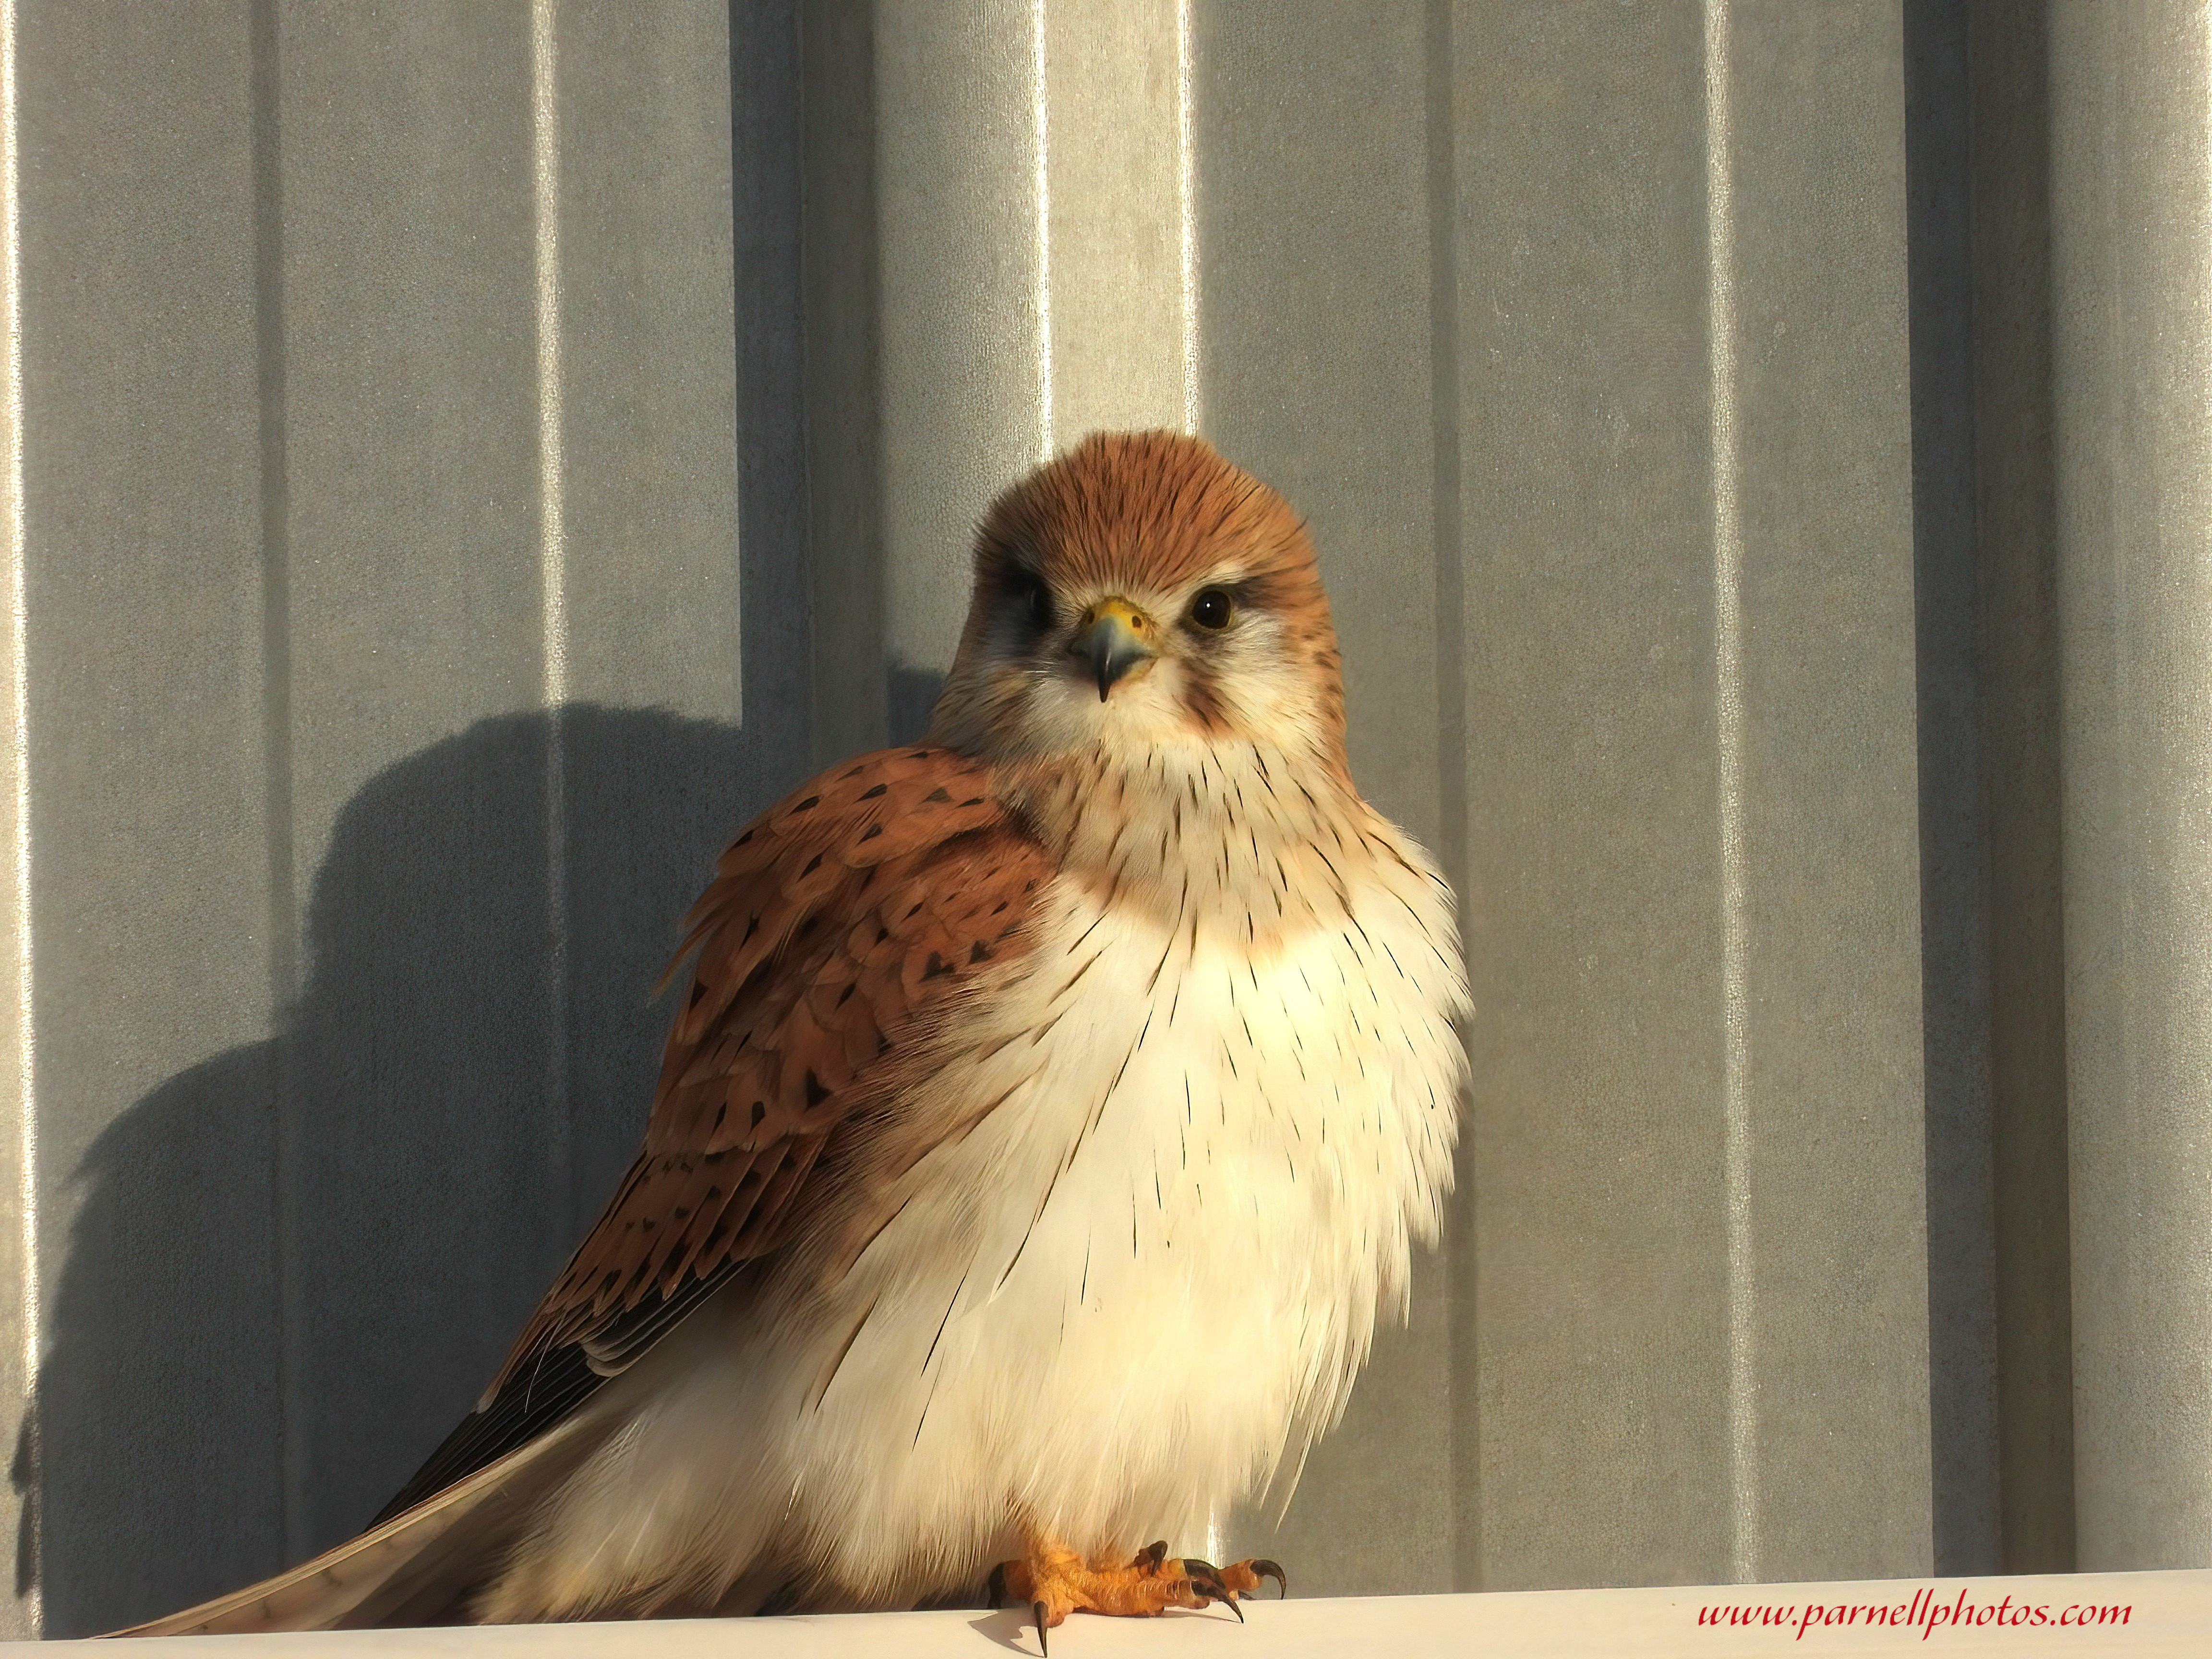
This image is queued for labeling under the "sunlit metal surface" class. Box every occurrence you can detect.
[2049,0,2212,1573]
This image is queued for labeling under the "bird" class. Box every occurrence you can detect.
[113,430,1468,1646]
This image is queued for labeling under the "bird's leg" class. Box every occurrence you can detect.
[988,1538,1286,1653]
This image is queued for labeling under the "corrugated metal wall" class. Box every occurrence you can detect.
[0,0,2204,1639]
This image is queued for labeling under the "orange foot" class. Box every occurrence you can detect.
[988,1539,1286,1654]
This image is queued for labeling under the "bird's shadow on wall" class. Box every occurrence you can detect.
[22,703,827,1636]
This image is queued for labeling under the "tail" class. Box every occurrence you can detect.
[103,1408,614,1635]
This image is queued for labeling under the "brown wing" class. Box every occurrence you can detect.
[487,745,1052,1397]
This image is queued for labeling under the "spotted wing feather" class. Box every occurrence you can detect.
[487,746,1049,1395]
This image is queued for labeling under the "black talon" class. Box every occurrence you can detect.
[1138,1539,1169,1574]
[1251,1558,1288,1598]
[1033,1599,1050,1656]
[1182,1558,1244,1619]
[986,1563,1008,1607]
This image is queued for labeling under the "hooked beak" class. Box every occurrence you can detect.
[1070,597,1157,700]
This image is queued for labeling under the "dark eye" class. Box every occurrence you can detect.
[1008,569,1054,630]
[1189,588,1235,631]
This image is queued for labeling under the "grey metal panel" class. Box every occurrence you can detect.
[276,0,780,1570]
[1041,0,1190,442]
[872,0,1048,743]
[1726,0,1930,1584]
[1452,0,1739,1591]
[15,0,284,1636]
[554,1,743,729]
[4,0,769,1635]
[1452,0,1931,1591]
[275,0,557,1565]
[2049,0,2212,1573]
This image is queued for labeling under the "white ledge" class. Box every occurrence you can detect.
[49,1569,2210,1657]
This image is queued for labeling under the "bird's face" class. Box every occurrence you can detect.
[959,555,1324,760]
[931,432,1348,775]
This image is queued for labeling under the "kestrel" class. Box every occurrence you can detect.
[118,432,1468,1646]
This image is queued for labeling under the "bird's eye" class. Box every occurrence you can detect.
[1189,588,1235,631]
[1008,569,1054,631]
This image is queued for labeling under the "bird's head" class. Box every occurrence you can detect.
[929,432,1348,777]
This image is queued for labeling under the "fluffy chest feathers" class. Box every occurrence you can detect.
[781,749,1467,1588]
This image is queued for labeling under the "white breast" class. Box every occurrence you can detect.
[500,816,1466,1617]
[793,814,1463,1594]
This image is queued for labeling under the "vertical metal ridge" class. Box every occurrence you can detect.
[1424,0,1469,1592]
[2051,0,2212,1570]
[1425,1,1466,999]
[1031,0,1053,459]
[0,0,34,1628]
[247,0,304,1564]
[1702,0,1758,1586]
[1176,0,1199,436]
[530,0,572,1264]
